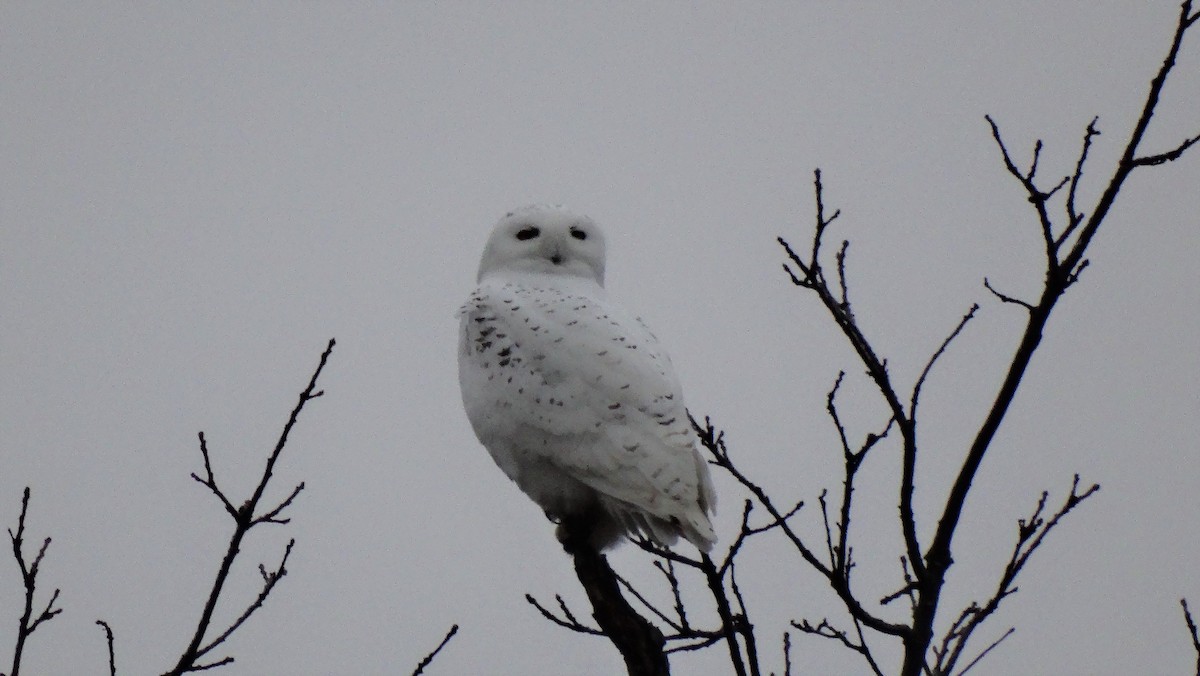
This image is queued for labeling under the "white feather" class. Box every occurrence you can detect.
[458,206,716,551]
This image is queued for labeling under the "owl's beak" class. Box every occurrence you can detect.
[542,239,565,266]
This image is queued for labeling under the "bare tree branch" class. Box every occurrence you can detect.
[190,434,237,520]
[1182,599,1200,676]
[96,620,116,676]
[164,338,335,675]
[253,482,306,526]
[695,416,909,638]
[564,538,668,676]
[911,6,1199,669]
[956,627,1015,676]
[412,624,459,676]
[1131,132,1200,167]
[5,488,63,676]
[910,304,980,420]
[933,477,1099,674]
[1061,118,1100,249]
[526,593,605,636]
[791,617,884,676]
[190,540,296,666]
[982,278,1034,311]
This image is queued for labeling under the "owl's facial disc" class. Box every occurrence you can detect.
[478,205,607,285]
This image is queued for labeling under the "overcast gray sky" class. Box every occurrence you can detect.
[2,2,1198,674]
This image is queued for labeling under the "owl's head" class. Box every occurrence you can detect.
[476,205,607,285]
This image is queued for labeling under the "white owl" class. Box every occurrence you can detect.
[458,205,717,553]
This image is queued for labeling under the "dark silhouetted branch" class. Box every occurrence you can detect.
[695,416,908,640]
[569,544,668,676]
[791,617,884,676]
[5,488,63,676]
[526,593,605,636]
[982,278,1034,312]
[907,6,1199,671]
[932,476,1099,674]
[1182,599,1200,676]
[956,627,1014,676]
[96,620,116,676]
[412,624,459,676]
[164,338,335,675]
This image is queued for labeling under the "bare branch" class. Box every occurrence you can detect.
[791,618,884,676]
[165,339,335,675]
[1058,0,1199,277]
[699,553,752,676]
[1061,117,1101,249]
[982,278,1034,312]
[192,540,295,664]
[411,624,459,676]
[985,115,1065,263]
[779,175,926,580]
[925,9,1199,656]
[664,634,726,655]
[957,627,1016,676]
[1181,599,1200,676]
[934,476,1099,674]
[910,304,980,419]
[818,490,837,570]
[526,593,605,635]
[614,571,684,632]
[1131,132,1200,167]
[693,416,909,638]
[811,169,842,274]
[190,433,238,520]
[187,657,234,672]
[727,561,762,675]
[252,482,306,526]
[7,488,64,676]
[96,620,116,676]
[880,557,918,609]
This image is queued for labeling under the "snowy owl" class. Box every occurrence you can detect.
[457,205,717,553]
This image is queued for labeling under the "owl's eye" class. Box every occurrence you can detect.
[570,228,587,241]
[515,226,540,241]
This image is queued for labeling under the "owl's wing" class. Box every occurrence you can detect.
[459,279,715,546]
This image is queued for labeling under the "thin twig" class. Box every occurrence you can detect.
[910,304,979,420]
[957,627,1015,676]
[1182,599,1200,676]
[412,624,459,676]
[1061,118,1100,249]
[982,278,1034,311]
[96,620,117,676]
[525,594,605,636]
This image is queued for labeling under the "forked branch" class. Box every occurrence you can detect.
[932,476,1100,675]
[5,488,63,676]
[164,338,335,675]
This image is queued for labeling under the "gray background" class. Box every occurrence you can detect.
[3,2,1198,674]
